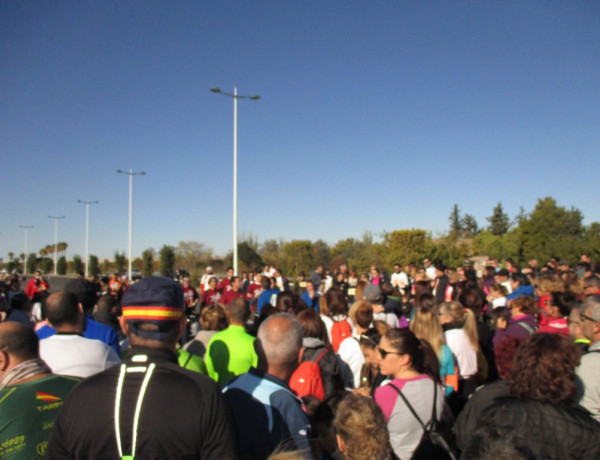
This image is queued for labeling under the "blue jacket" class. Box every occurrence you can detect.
[301,291,320,311]
[257,288,280,315]
[506,285,535,302]
[223,367,311,459]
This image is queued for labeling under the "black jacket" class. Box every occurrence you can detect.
[453,380,510,451]
[302,338,344,399]
[45,347,237,459]
[473,396,600,459]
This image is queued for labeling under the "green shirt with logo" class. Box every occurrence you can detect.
[0,374,80,459]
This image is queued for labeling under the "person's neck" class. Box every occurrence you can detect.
[54,324,83,334]
[395,367,420,379]
[266,364,294,383]
[13,372,50,385]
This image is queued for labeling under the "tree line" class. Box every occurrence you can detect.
[5,196,598,283]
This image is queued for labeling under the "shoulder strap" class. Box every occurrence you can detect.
[388,383,426,429]
[314,349,328,364]
[516,321,535,334]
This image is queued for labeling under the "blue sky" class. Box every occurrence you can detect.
[2,1,599,262]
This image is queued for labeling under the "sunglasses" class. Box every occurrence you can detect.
[378,348,403,359]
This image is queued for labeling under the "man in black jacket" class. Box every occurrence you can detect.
[45,276,237,459]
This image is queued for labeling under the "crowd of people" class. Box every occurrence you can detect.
[1,254,600,459]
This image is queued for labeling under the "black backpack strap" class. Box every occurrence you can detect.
[388,381,437,431]
[388,383,426,429]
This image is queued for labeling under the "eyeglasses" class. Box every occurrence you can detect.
[567,319,581,326]
[581,313,600,324]
[378,348,402,359]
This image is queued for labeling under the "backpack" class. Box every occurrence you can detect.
[388,382,457,460]
[331,319,352,352]
[289,349,328,401]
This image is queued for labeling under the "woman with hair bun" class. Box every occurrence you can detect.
[374,328,445,460]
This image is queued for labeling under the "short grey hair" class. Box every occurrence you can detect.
[585,295,600,321]
[257,313,303,365]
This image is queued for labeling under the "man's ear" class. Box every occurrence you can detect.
[119,316,130,337]
[336,434,345,453]
[0,350,9,372]
[298,346,304,364]
[77,303,84,314]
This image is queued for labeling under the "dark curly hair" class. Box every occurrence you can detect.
[493,336,523,379]
[508,333,580,404]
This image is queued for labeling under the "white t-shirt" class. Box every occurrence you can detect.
[492,297,507,308]
[390,272,409,292]
[444,328,477,379]
[40,334,121,378]
[337,333,364,389]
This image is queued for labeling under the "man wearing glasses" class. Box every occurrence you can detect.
[577,295,600,421]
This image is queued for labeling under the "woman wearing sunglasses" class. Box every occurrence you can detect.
[373,329,445,460]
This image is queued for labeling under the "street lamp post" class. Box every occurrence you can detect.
[116,169,146,282]
[210,87,260,276]
[78,200,99,277]
[19,225,33,274]
[48,215,65,275]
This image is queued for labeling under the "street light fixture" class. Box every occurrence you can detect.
[78,200,99,277]
[116,169,146,281]
[210,86,260,276]
[48,215,66,275]
[19,225,33,274]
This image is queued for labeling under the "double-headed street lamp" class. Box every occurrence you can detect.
[78,200,99,277]
[19,225,33,274]
[116,169,146,281]
[48,215,65,275]
[210,87,260,276]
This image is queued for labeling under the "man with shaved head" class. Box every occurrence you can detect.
[39,292,120,378]
[0,322,79,458]
[224,313,311,459]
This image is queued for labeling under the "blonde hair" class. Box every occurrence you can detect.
[334,394,391,460]
[372,320,391,338]
[535,275,565,295]
[410,307,445,356]
[318,295,329,316]
[439,301,479,352]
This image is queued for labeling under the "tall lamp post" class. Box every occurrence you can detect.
[48,215,65,275]
[78,200,99,277]
[210,87,260,276]
[19,225,33,274]
[116,169,146,281]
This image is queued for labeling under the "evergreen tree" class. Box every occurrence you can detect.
[57,256,67,275]
[26,253,37,274]
[72,255,84,275]
[159,245,176,277]
[487,202,510,236]
[142,248,154,277]
[89,255,100,276]
[449,204,462,235]
[462,214,479,237]
[114,252,127,275]
[39,258,53,274]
